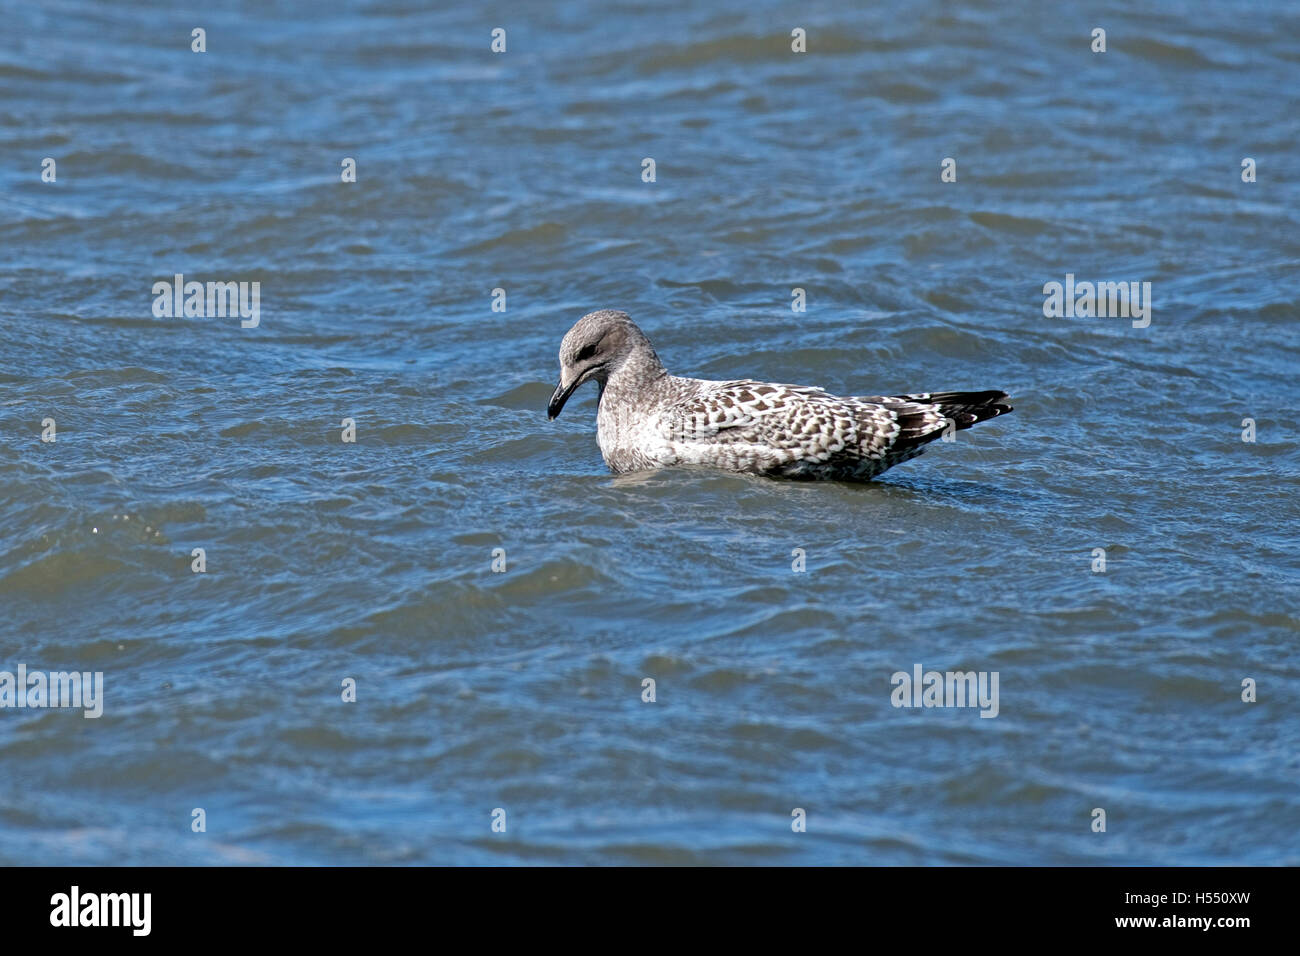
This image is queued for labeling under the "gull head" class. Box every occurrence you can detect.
[547,309,652,419]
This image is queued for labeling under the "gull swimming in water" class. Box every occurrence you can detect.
[546,309,1012,481]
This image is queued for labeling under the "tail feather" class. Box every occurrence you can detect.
[865,390,1013,460]
[903,390,1013,430]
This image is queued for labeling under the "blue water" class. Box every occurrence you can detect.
[1,0,1297,864]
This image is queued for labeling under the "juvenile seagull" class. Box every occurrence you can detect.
[547,310,1012,481]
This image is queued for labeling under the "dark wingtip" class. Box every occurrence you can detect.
[929,390,1014,427]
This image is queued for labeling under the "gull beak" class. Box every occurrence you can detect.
[547,377,580,420]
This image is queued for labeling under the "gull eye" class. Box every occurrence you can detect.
[575,343,598,363]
